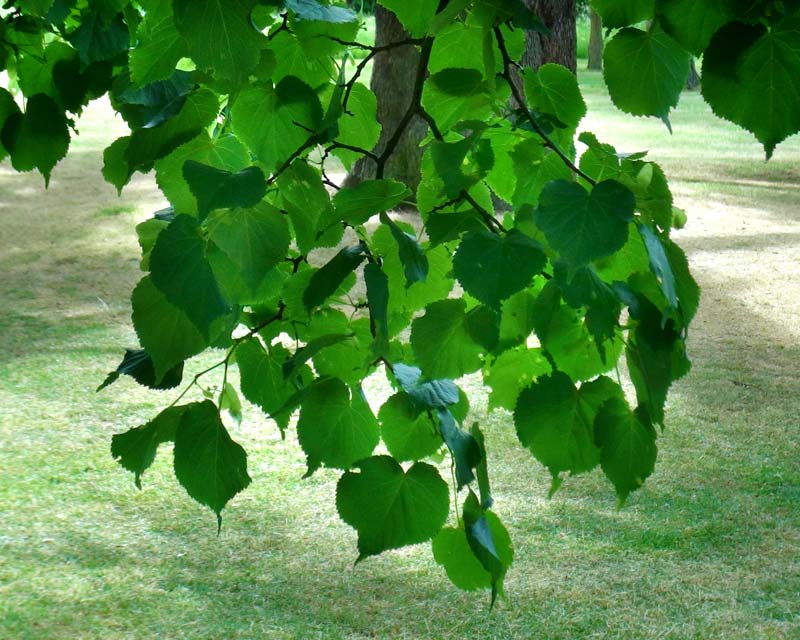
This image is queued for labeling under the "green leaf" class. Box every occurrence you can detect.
[333,180,411,225]
[364,262,390,356]
[639,223,678,311]
[430,134,494,199]
[411,299,484,380]
[277,160,339,253]
[111,405,185,488]
[129,0,189,85]
[173,0,263,88]
[98,348,183,391]
[68,12,129,64]
[378,392,442,462]
[432,510,513,595]
[173,400,251,526]
[381,214,429,287]
[535,179,634,266]
[590,0,654,28]
[701,19,800,158]
[392,363,461,410]
[484,346,551,412]
[453,229,546,310]
[1,93,69,185]
[282,333,354,380]
[149,214,231,339]
[471,423,493,508]
[532,281,621,382]
[333,83,381,170]
[655,0,732,55]
[0,89,21,162]
[303,244,366,311]
[603,26,690,123]
[377,0,438,37]
[219,382,243,425]
[182,161,266,220]
[155,133,251,217]
[205,203,291,292]
[437,408,480,490]
[336,455,449,560]
[523,63,587,132]
[285,0,356,22]
[237,340,308,433]
[232,76,322,173]
[514,372,624,492]
[595,398,657,504]
[461,492,513,607]
[297,377,379,475]
[131,276,208,381]
[430,68,485,96]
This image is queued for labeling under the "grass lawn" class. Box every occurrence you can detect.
[1,64,799,638]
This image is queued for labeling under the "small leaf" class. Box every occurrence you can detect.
[591,0,655,28]
[378,392,442,462]
[182,161,266,220]
[173,400,251,525]
[336,455,449,560]
[282,333,354,380]
[392,363,461,409]
[535,179,634,266]
[111,405,185,489]
[364,262,390,356]
[303,244,366,311]
[437,408,480,490]
[639,223,678,311]
[380,214,428,287]
[98,348,183,391]
[595,397,658,504]
[219,382,242,425]
[333,179,411,225]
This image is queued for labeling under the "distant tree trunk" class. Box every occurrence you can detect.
[685,57,700,90]
[587,9,603,70]
[344,6,427,194]
[522,0,578,72]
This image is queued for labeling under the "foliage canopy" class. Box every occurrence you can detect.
[1,0,798,603]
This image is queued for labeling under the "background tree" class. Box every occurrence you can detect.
[587,8,603,70]
[522,0,578,71]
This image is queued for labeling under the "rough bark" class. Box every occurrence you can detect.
[344,6,427,194]
[685,57,700,91]
[587,9,603,70]
[522,0,578,72]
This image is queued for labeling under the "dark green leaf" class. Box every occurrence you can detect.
[639,223,678,311]
[514,372,624,492]
[131,276,208,381]
[430,68,485,96]
[173,401,251,526]
[303,244,366,311]
[111,405,185,488]
[364,262,390,356]
[453,229,546,310]
[68,12,129,64]
[381,214,429,287]
[471,423,493,508]
[523,63,587,132]
[182,161,266,220]
[590,0,655,28]
[595,398,657,504]
[336,455,449,560]
[701,19,800,158]
[98,348,183,391]
[656,0,732,55]
[282,333,354,380]
[437,408,480,490]
[149,214,231,339]
[535,179,634,266]
[603,26,690,123]
[1,93,69,185]
[392,363,461,410]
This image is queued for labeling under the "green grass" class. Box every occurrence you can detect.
[1,70,799,639]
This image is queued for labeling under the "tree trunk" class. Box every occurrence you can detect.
[344,6,427,194]
[522,0,578,72]
[685,57,700,90]
[587,9,603,70]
